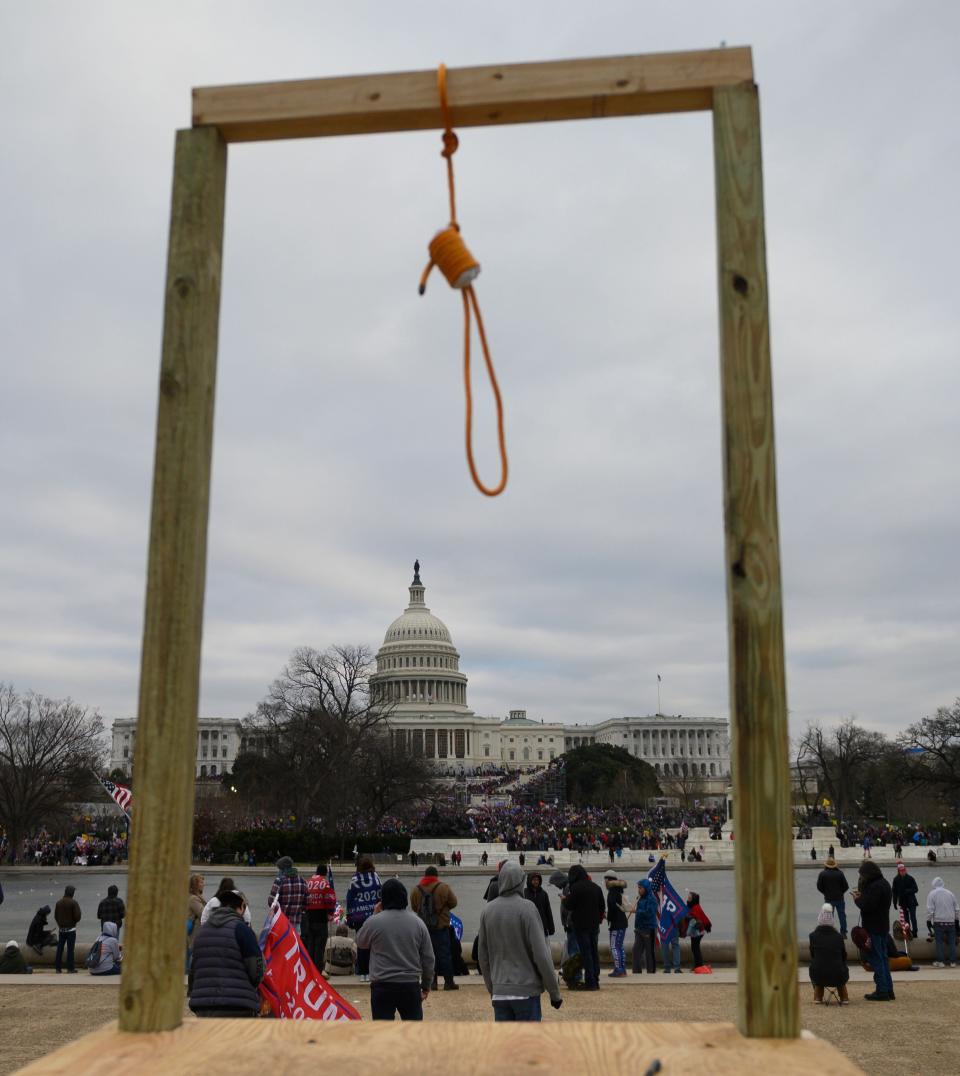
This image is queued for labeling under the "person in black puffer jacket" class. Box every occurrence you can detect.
[808,903,848,1004]
[189,890,263,1017]
[853,860,894,1002]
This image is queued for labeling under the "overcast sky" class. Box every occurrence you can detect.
[2,2,957,739]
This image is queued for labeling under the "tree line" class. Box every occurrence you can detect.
[794,702,960,823]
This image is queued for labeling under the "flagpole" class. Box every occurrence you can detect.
[657,675,662,716]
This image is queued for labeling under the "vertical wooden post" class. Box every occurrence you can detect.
[712,83,798,1038]
[119,126,227,1033]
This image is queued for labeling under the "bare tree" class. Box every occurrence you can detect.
[0,684,106,857]
[796,717,886,821]
[232,645,400,823]
[661,764,709,811]
[897,700,960,809]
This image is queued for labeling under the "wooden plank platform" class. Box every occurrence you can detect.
[17,1021,862,1075]
[192,48,753,141]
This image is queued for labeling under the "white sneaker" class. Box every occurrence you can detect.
[932,961,945,968]
[950,963,957,968]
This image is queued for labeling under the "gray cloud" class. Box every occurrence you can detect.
[2,2,958,739]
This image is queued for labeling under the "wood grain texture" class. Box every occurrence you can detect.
[713,83,798,1038]
[192,48,753,142]
[118,127,227,1033]
[17,1020,863,1075]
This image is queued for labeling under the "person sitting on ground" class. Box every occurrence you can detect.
[855,932,912,973]
[26,906,56,954]
[323,924,358,977]
[189,890,263,1019]
[0,940,32,974]
[478,861,562,1021]
[201,877,252,926]
[808,903,848,1004]
[87,921,122,976]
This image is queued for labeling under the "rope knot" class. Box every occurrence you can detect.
[418,63,508,498]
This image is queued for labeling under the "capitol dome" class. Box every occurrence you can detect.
[370,561,470,711]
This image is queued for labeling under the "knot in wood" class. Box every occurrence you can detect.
[173,275,194,299]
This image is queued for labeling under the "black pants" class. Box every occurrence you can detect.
[55,930,76,972]
[632,929,656,973]
[573,928,600,988]
[691,935,704,968]
[370,981,423,1021]
[305,910,329,970]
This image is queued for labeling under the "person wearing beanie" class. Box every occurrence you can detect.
[356,878,435,1020]
[603,871,629,978]
[324,924,357,977]
[97,884,126,934]
[853,860,895,1001]
[0,940,32,975]
[891,863,919,941]
[478,861,562,1020]
[632,880,658,974]
[268,855,309,935]
[201,877,252,926]
[816,857,850,939]
[808,903,848,1004]
[410,865,459,990]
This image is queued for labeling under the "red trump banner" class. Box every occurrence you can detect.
[258,904,361,1021]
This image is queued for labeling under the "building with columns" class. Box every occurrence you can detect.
[110,716,242,779]
[371,563,731,786]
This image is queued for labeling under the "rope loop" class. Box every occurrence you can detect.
[417,63,509,498]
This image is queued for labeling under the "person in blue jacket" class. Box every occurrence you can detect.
[632,879,658,974]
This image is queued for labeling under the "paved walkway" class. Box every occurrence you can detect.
[4,965,955,987]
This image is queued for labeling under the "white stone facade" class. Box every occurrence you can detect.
[110,716,242,779]
[372,564,731,781]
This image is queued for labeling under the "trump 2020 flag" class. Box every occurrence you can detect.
[646,857,687,943]
[258,903,361,1021]
[450,912,464,941]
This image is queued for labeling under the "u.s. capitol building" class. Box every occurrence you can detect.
[111,562,731,791]
[369,563,730,789]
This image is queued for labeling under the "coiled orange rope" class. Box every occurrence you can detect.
[419,63,508,497]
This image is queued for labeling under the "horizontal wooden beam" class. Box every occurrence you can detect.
[193,48,753,142]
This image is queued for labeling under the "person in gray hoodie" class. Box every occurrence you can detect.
[926,877,958,967]
[88,921,122,976]
[477,861,563,1021]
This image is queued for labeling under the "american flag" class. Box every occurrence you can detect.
[96,775,133,818]
[897,904,912,949]
[646,857,688,943]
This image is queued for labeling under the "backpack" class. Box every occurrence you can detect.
[84,939,102,969]
[416,885,440,929]
[330,941,354,968]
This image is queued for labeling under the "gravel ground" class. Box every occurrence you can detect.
[3,978,958,1075]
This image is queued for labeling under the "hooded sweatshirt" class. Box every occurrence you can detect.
[90,921,122,975]
[0,942,30,974]
[563,864,605,931]
[926,878,959,923]
[477,862,561,1003]
[356,879,435,990]
[634,885,658,931]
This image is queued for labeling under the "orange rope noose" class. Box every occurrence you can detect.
[419,63,508,497]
